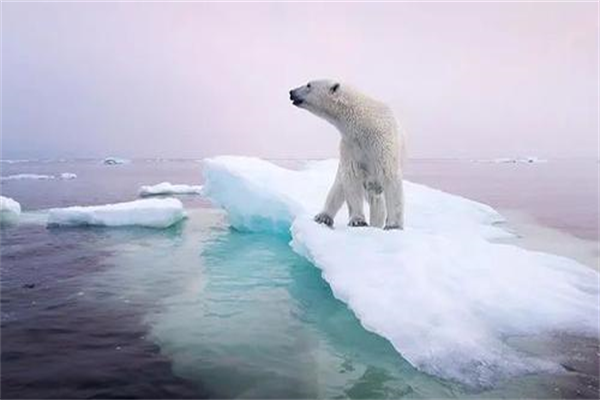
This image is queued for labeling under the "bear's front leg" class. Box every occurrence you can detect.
[314,212,334,227]
[314,167,345,228]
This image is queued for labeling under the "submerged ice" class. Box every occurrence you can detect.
[203,156,599,387]
[47,198,186,228]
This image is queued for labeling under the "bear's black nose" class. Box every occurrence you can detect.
[289,89,303,106]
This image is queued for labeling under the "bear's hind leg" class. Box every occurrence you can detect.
[384,177,404,230]
[368,192,385,228]
[344,177,367,227]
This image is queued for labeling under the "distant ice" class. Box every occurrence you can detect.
[1,172,77,181]
[1,173,55,181]
[0,159,75,164]
[139,182,203,197]
[202,156,599,387]
[522,156,547,163]
[0,159,33,164]
[0,196,21,224]
[473,156,548,164]
[60,172,77,180]
[102,156,131,165]
[47,198,186,228]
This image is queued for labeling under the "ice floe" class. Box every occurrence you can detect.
[1,173,55,181]
[203,156,510,239]
[0,159,34,164]
[47,198,186,228]
[102,156,131,165]
[1,172,77,181]
[202,156,599,387]
[473,156,548,164]
[0,196,21,224]
[291,217,598,386]
[60,172,77,180]
[139,182,203,197]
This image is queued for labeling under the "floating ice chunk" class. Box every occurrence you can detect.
[60,172,77,180]
[102,156,131,165]
[291,217,598,386]
[139,182,203,197]
[0,196,21,224]
[47,198,186,228]
[203,156,309,233]
[1,173,55,181]
[203,156,510,239]
[202,156,599,387]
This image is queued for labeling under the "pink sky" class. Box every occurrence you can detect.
[2,1,598,159]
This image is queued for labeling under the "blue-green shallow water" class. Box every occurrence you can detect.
[1,159,598,398]
[90,210,460,398]
[164,222,458,397]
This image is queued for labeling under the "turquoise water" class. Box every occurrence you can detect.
[92,210,459,398]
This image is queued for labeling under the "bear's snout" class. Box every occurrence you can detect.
[289,89,304,106]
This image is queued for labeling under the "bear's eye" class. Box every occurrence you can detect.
[307,83,311,89]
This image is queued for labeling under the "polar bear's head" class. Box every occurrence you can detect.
[289,80,345,124]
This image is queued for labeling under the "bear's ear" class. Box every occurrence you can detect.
[330,83,340,94]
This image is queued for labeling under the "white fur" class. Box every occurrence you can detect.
[290,80,404,229]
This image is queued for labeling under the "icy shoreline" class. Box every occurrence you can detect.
[202,156,600,387]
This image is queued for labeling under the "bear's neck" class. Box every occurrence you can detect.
[332,106,372,139]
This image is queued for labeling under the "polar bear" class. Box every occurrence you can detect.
[289,79,404,229]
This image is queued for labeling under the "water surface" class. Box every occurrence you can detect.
[1,159,598,398]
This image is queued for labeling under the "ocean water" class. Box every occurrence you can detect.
[1,159,598,398]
